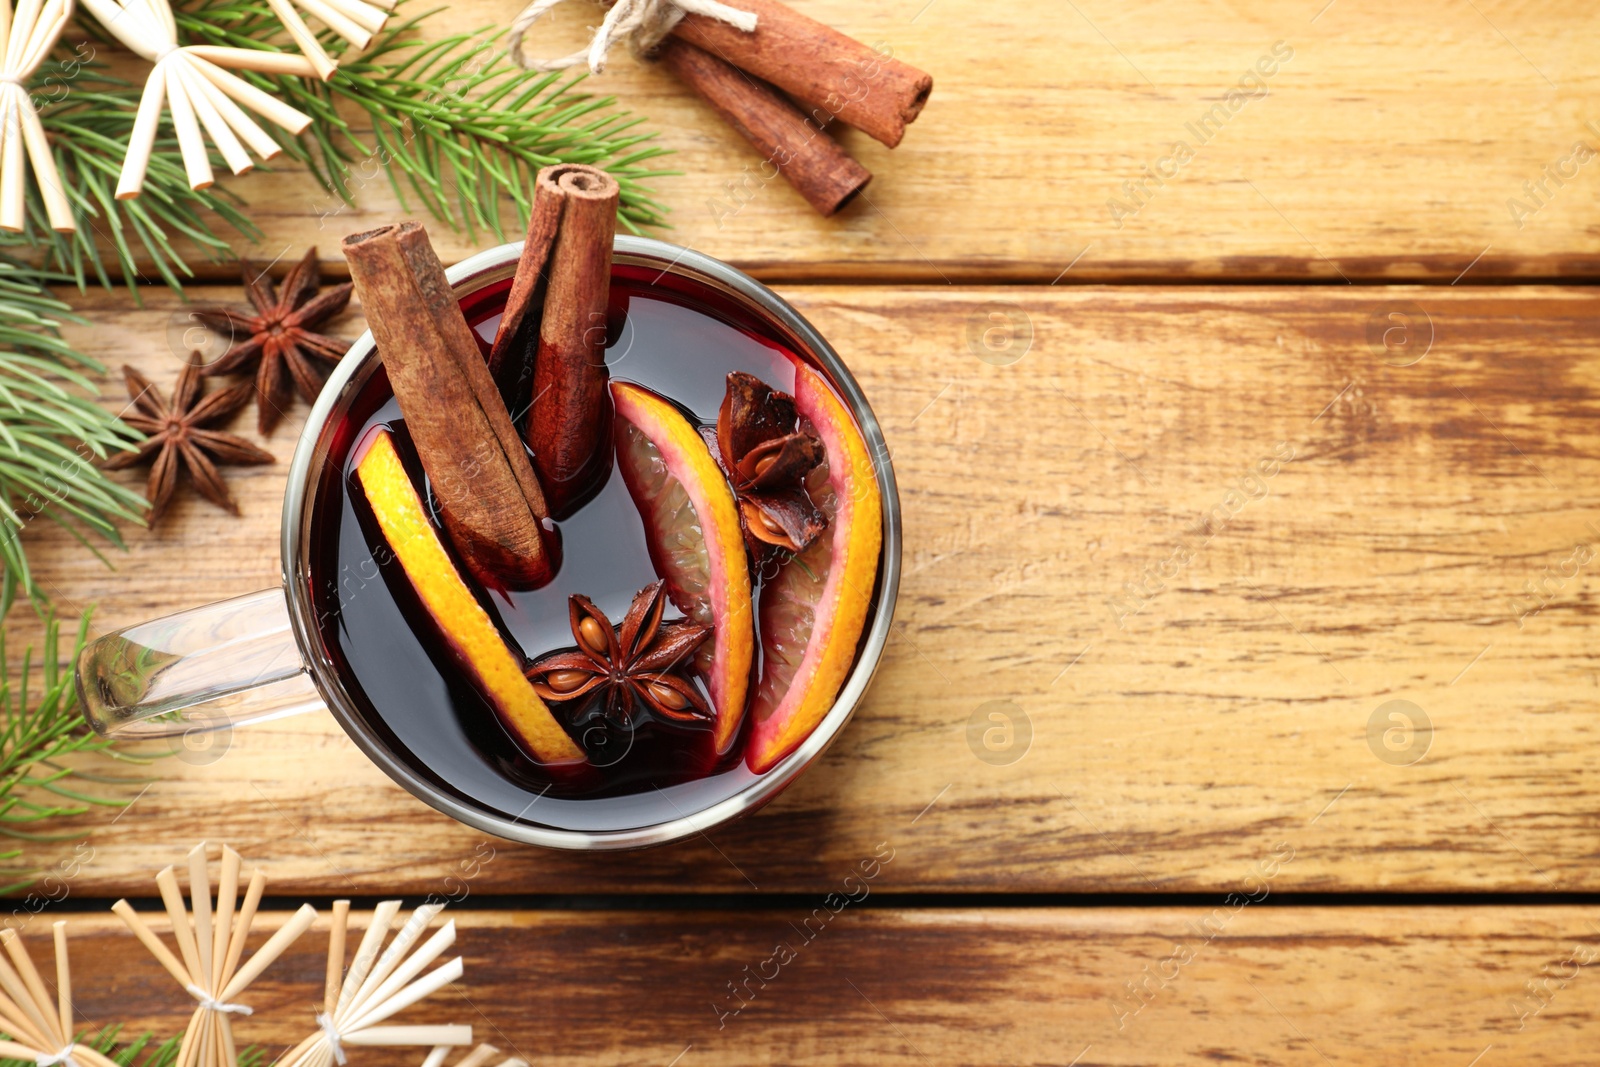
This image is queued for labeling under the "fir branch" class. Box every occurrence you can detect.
[174,0,675,238]
[6,1,672,288]
[0,613,143,892]
[0,267,147,613]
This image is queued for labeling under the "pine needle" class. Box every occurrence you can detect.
[0,612,142,890]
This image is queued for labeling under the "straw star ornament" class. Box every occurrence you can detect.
[279,0,395,56]
[0,0,75,231]
[111,843,318,1067]
[277,899,471,1067]
[0,923,121,1067]
[76,0,334,197]
[419,1044,528,1067]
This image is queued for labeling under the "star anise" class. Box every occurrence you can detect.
[713,371,827,555]
[105,360,274,523]
[526,581,713,729]
[195,247,353,435]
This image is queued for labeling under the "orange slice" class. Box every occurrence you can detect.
[746,362,882,774]
[355,429,585,767]
[612,381,754,753]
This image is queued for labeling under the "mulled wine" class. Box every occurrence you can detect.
[307,263,882,834]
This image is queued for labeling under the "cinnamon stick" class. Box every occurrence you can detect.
[526,163,619,517]
[343,221,554,589]
[659,39,870,217]
[485,181,563,397]
[671,0,932,149]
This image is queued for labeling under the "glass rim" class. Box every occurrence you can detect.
[279,236,903,851]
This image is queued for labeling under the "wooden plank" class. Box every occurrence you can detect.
[20,905,1600,1065]
[13,283,1600,895]
[71,0,1600,282]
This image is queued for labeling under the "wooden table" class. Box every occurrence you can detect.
[13,0,1600,1063]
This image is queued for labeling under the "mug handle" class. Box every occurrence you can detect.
[76,588,324,739]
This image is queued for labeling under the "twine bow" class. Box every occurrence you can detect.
[315,1013,347,1066]
[186,984,253,1016]
[509,0,757,73]
[33,1046,78,1067]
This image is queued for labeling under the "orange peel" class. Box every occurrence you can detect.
[746,361,882,773]
[356,428,585,767]
[612,381,755,753]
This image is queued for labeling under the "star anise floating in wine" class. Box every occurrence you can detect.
[195,247,353,435]
[714,371,827,555]
[526,581,713,728]
[105,360,274,523]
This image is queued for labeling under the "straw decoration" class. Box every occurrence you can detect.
[277,0,395,63]
[76,0,328,198]
[277,899,471,1067]
[419,1044,528,1067]
[0,0,73,231]
[0,922,121,1067]
[111,843,318,1067]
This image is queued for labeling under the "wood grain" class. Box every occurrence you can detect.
[21,905,1600,1066]
[13,283,1600,895]
[72,0,1600,282]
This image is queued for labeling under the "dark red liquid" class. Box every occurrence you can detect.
[307,265,852,834]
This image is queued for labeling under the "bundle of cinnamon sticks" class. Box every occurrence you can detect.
[655,0,933,217]
[344,162,620,589]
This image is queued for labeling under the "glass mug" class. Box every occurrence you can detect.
[75,238,902,851]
